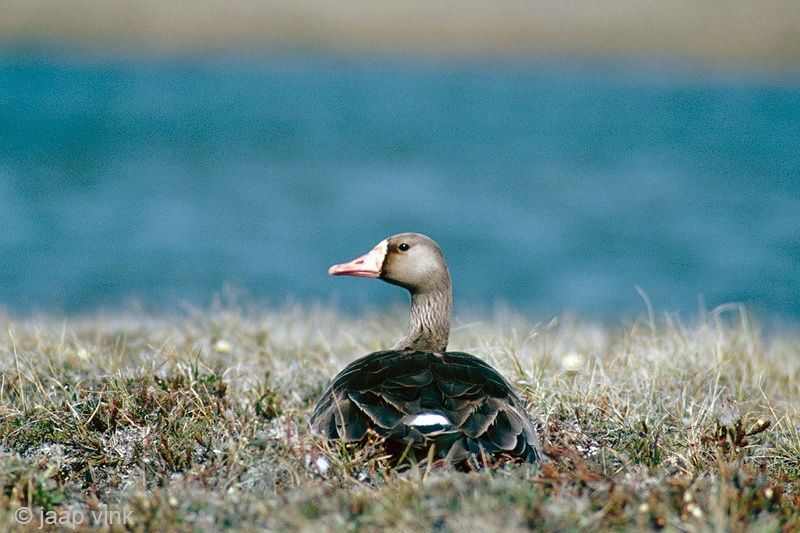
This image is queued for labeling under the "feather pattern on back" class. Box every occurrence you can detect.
[310,348,542,463]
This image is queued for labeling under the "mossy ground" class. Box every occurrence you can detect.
[1,301,799,531]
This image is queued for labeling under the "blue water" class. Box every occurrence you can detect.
[1,50,799,321]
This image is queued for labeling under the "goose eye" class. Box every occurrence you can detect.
[398,243,410,252]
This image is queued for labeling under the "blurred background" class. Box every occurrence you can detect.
[1,1,799,322]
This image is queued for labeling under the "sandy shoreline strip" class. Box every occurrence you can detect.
[2,0,800,63]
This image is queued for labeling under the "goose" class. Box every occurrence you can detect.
[310,233,542,464]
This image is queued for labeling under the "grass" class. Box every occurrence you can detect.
[1,300,799,531]
[2,1,800,64]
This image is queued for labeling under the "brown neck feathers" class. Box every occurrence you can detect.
[393,275,452,352]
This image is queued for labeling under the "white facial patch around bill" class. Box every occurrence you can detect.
[408,413,451,427]
[358,238,388,273]
[375,238,388,262]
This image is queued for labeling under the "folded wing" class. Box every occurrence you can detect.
[310,349,542,463]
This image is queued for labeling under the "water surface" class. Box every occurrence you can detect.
[1,50,798,321]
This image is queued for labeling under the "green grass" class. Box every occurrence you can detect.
[1,301,799,531]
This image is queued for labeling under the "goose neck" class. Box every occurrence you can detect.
[394,283,452,352]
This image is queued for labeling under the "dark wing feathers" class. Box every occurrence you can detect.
[385,370,434,389]
[436,379,480,397]
[485,410,522,450]
[348,390,403,429]
[331,397,369,442]
[310,349,542,463]
[459,398,499,438]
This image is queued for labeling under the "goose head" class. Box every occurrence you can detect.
[329,233,447,291]
[328,233,452,351]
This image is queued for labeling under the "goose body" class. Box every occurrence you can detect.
[310,233,542,463]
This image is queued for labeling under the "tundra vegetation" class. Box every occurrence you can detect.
[1,300,798,531]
